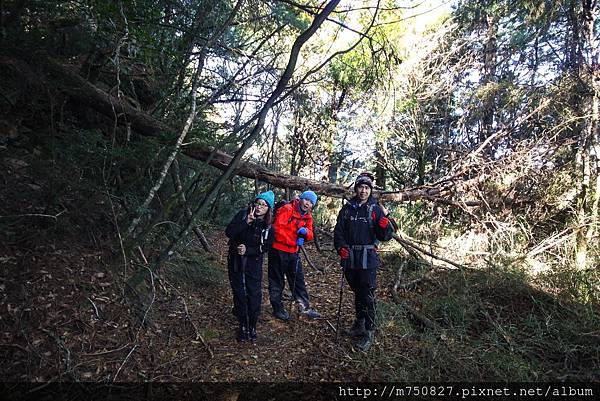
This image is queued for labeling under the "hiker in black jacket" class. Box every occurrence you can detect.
[334,173,393,351]
[225,190,275,342]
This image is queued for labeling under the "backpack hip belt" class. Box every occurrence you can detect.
[349,244,376,269]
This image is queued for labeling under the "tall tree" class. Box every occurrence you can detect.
[572,0,599,269]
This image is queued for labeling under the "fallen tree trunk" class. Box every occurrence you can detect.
[6,50,476,204]
[184,146,351,197]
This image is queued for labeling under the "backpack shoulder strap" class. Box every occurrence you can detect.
[341,202,352,220]
[367,203,375,228]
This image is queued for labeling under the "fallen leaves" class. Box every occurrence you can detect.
[2,229,371,382]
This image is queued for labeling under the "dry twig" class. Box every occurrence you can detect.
[113,344,138,381]
[393,232,465,270]
[86,296,100,320]
[82,343,131,357]
[300,246,324,273]
[41,328,74,379]
[181,295,214,359]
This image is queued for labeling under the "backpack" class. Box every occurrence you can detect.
[342,201,375,229]
[273,199,289,217]
[275,199,301,224]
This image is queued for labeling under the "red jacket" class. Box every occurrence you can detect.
[272,199,314,253]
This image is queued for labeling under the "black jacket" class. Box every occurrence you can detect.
[333,196,393,269]
[225,209,274,262]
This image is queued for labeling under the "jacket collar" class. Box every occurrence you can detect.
[292,198,310,217]
[292,199,308,218]
[350,196,375,209]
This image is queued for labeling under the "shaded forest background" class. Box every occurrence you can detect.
[0,0,599,385]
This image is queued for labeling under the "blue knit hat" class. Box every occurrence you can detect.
[299,190,318,206]
[255,190,274,209]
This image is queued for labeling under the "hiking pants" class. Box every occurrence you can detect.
[228,253,263,327]
[268,249,310,312]
[344,268,377,330]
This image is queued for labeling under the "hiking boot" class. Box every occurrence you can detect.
[248,326,257,342]
[356,330,375,352]
[273,309,290,321]
[347,318,366,338]
[299,305,321,319]
[236,325,249,342]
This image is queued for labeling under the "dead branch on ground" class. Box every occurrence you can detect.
[181,295,214,359]
[300,246,324,273]
[393,232,466,270]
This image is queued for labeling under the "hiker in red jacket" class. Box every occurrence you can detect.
[268,191,321,321]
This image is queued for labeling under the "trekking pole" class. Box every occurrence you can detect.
[240,255,250,336]
[335,263,346,342]
[288,248,301,320]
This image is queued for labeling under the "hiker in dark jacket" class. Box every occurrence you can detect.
[268,191,321,321]
[225,190,275,342]
[334,173,393,351]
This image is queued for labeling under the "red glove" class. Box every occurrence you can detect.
[379,216,390,229]
[338,247,350,259]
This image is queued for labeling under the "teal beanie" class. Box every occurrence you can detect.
[255,190,274,209]
[299,190,318,206]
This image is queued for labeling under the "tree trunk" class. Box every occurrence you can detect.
[574,0,599,270]
[374,141,387,189]
[480,11,498,145]
[156,0,344,263]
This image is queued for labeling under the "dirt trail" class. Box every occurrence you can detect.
[0,228,378,383]
[174,231,367,382]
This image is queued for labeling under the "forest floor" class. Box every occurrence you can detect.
[0,224,407,383]
[1,150,599,393]
[0,149,400,383]
[0,145,412,387]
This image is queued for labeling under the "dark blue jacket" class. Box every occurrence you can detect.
[333,196,393,269]
[226,209,274,267]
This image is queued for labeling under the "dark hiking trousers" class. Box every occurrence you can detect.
[228,253,263,327]
[268,248,310,312]
[344,268,377,330]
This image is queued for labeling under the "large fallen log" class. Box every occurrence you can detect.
[183,146,350,197]
[6,51,476,204]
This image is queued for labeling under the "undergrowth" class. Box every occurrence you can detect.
[163,254,226,290]
[365,254,600,381]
